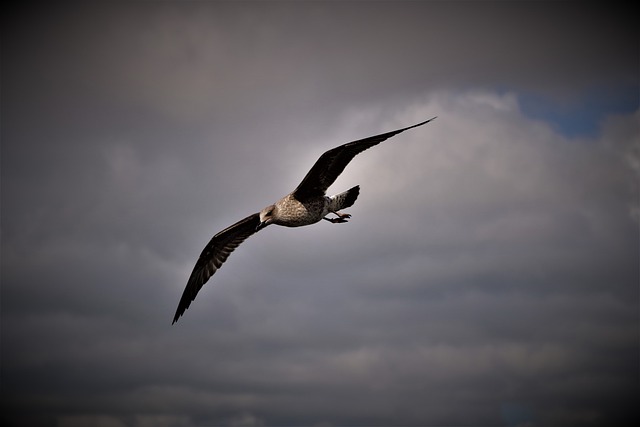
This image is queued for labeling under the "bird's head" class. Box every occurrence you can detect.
[257,204,277,231]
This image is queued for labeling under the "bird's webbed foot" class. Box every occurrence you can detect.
[323,212,352,224]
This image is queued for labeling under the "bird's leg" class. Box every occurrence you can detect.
[323,211,352,223]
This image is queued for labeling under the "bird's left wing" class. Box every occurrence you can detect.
[173,212,261,324]
[292,117,436,202]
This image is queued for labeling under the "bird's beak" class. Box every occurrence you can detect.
[256,221,268,232]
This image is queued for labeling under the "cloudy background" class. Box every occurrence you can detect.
[2,2,638,426]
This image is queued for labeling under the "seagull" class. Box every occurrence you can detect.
[173,116,436,324]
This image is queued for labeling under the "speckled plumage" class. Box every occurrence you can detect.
[261,188,358,228]
[271,193,328,227]
[173,117,436,324]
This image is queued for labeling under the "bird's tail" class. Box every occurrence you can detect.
[329,185,360,212]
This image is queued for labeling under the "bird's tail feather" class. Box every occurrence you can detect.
[330,185,360,212]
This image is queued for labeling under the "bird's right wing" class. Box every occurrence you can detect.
[292,117,436,202]
[173,212,261,324]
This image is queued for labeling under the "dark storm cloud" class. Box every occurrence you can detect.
[2,2,638,427]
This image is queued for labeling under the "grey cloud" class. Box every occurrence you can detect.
[6,2,636,124]
[2,2,638,427]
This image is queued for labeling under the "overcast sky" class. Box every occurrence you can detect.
[2,2,639,427]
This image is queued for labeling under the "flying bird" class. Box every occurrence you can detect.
[173,116,436,323]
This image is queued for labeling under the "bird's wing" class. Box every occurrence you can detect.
[172,212,261,324]
[292,117,436,201]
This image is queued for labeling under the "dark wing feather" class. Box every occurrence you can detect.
[172,213,261,324]
[292,117,436,201]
